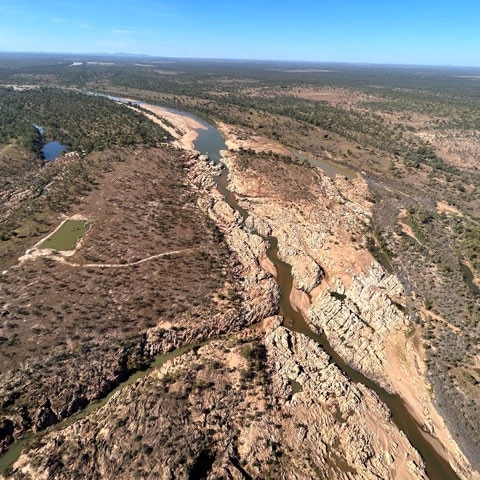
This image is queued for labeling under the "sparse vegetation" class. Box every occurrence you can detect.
[1,54,480,473]
[0,82,243,459]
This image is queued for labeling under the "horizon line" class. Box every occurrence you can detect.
[1,50,480,70]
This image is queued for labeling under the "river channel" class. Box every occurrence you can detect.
[0,344,199,473]
[0,100,461,479]
[196,115,460,480]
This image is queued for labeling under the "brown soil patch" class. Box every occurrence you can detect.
[218,122,292,157]
[436,201,463,216]
[419,308,462,335]
[398,209,422,244]
[417,129,480,170]
[0,144,244,456]
[286,87,375,107]
[1,146,237,370]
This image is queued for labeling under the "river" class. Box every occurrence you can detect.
[0,100,461,480]
[194,115,460,480]
[0,343,200,473]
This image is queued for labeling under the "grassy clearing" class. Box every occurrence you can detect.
[39,220,87,251]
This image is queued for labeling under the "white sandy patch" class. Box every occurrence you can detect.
[130,103,206,150]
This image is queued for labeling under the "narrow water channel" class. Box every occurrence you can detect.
[266,239,459,480]
[0,343,200,473]
[0,98,461,479]
[200,124,460,479]
[291,149,357,180]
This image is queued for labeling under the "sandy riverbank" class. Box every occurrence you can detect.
[129,103,206,150]
[129,101,478,479]
[216,143,477,480]
[217,122,292,156]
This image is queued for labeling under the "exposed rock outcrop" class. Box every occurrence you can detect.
[2,107,475,480]
[308,263,408,387]
[187,153,279,326]
[265,325,428,480]
[221,150,402,387]
[5,327,429,480]
[218,149,475,479]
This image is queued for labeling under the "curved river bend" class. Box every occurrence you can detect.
[0,99,461,480]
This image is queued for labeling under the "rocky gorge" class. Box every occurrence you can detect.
[1,104,478,479]
[219,143,478,480]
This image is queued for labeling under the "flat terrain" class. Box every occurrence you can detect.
[38,219,87,250]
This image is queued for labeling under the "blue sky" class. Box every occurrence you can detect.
[1,0,479,66]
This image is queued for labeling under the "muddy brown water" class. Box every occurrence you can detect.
[266,238,459,480]
[0,103,461,479]
[291,149,357,180]
[207,126,460,478]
